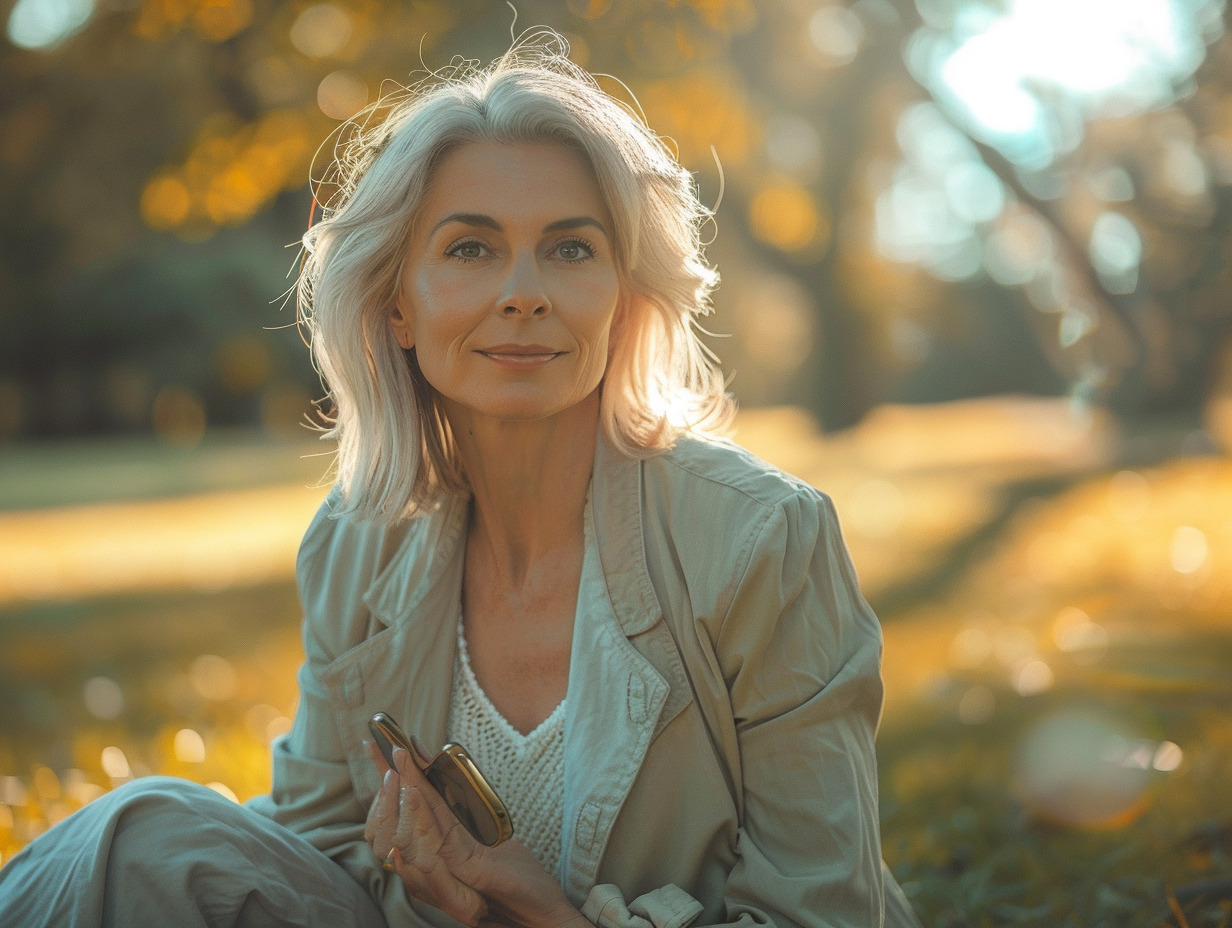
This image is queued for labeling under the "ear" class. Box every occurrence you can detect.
[390,294,415,351]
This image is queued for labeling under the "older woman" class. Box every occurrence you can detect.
[0,34,918,928]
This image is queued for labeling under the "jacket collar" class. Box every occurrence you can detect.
[362,491,469,630]
[589,434,662,636]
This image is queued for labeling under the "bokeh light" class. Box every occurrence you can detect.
[1170,525,1209,575]
[1014,707,1174,829]
[191,0,251,43]
[290,4,353,59]
[1089,211,1142,294]
[6,0,94,50]
[100,746,131,781]
[82,676,124,721]
[749,182,827,253]
[317,70,368,121]
[190,655,238,701]
[152,386,207,448]
[173,728,207,764]
[808,4,864,68]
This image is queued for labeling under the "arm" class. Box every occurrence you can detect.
[245,492,416,915]
[716,490,889,927]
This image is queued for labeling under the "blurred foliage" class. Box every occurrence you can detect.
[2,0,1232,442]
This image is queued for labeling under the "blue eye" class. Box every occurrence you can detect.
[446,239,487,261]
[555,239,595,262]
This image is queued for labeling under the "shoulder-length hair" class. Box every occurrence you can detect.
[299,31,733,522]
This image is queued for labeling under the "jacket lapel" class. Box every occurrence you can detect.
[558,438,694,902]
[319,493,469,798]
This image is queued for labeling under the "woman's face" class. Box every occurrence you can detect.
[392,140,621,428]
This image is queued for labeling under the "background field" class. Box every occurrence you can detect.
[4,0,1232,924]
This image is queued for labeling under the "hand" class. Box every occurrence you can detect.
[363,742,591,928]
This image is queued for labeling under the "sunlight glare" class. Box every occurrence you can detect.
[6,0,93,50]
[940,33,1039,135]
[934,0,1221,164]
[1152,741,1184,772]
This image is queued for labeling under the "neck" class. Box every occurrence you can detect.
[444,391,599,585]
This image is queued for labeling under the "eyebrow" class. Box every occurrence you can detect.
[429,213,609,236]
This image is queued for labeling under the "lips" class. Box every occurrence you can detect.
[477,344,564,364]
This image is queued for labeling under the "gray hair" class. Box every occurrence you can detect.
[299,31,733,522]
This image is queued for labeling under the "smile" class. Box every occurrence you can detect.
[476,346,565,368]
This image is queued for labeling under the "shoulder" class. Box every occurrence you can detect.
[296,487,410,584]
[637,434,844,594]
[644,433,831,527]
[294,487,450,659]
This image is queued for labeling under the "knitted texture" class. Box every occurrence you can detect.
[448,617,565,877]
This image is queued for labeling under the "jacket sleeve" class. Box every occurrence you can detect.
[712,488,894,927]
[606,486,912,928]
[244,493,432,923]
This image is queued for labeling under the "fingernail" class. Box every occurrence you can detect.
[383,768,396,787]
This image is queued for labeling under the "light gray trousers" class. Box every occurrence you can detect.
[0,777,388,928]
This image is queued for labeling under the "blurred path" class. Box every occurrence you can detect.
[0,484,327,605]
[0,397,1113,609]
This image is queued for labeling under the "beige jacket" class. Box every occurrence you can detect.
[248,434,919,928]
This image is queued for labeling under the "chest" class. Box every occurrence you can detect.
[461,551,581,735]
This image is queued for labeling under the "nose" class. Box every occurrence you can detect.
[496,253,551,318]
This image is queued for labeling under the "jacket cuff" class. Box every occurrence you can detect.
[581,884,703,928]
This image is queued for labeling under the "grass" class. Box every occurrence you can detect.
[1,409,1230,926]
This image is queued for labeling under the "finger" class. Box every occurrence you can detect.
[399,787,489,924]
[365,767,400,853]
[392,747,472,845]
[393,745,452,825]
[400,785,445,868]
[393,745,429,786]
[364,738,391,774]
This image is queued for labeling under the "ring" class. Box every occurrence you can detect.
[381,849,397,872]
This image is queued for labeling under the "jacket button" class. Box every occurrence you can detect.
[576,801,601,849]
[627,672,649,724]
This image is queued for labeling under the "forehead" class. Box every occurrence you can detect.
[418,140,611,226]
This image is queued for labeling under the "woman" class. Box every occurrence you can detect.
[0,34,918,928]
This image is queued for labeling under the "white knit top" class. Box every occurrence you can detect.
[447,614,566,877]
